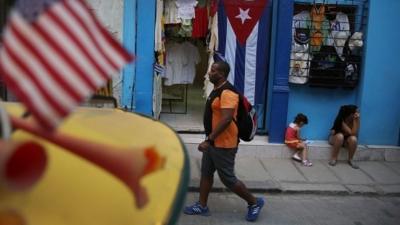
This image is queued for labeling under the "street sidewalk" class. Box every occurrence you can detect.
[188,157,400,195]
[181,135,400,196]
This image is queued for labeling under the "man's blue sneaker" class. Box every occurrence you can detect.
[183,202,211,216]
[246,197,264,222]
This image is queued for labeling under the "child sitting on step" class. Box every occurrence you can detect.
[285,113,313,167]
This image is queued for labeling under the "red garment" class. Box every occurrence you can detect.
[192,6,208,38]
[285,123,300,149]
[210,0,218,17]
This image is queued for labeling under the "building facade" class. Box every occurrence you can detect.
[0,0,399,145]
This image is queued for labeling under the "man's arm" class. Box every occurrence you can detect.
[198,108,234,152]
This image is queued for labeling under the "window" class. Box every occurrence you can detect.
[289,0,368,88]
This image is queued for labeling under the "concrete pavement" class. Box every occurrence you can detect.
[188,158,400,195]
[189,157,400,195]
[182,135,400,195]
[178,193,400,225]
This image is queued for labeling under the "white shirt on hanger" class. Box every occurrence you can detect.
[164,0,181,24]
[176,0,198,20]
[165,41,200,86]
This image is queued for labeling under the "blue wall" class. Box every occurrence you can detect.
[122,0,155,115]
[358,0,400,145]
[287,86,357,140]
[121,0,137,110]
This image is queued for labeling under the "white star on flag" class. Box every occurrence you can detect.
[235,8,251,24]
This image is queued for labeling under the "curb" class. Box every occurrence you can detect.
[188,180,400,196]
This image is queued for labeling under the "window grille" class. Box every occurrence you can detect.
[289,0,368,88]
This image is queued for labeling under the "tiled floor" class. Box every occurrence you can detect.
[160,85,205,132]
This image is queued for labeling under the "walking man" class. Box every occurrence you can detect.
[183,61,264,222]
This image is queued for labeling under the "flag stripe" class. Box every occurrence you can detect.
[244,23,259,105]
[49,2,118,76]
[225,19,237,85]
[79,0,132,64]
[0,52,61,127]
[234,40,245,94]
[39,11,107,86]
[218,6,227,56]
[10,13,93,96]
[0,0,133,129]
[1,48,68,118]
[255,4,271,106]
[63,0,119,70]
[7,17,86,101]
[66,0,129,68]
[2,25,79,105]
[2,33,75,114]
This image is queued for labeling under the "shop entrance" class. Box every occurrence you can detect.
[159,38,208,132]
[154,0,273,133]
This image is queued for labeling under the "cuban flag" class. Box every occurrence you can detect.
[217,0,271,107]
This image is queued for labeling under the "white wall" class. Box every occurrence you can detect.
[86,0,124,104]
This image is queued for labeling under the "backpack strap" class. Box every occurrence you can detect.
[203,82,238,136]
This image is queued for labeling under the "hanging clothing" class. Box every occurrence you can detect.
[178,19,193,37]
[207,13,219,52]
[176,0,198,20]
[153,73,162,119]
[164,41,200,86]
[327,12,351,60]
[210,0,218,17]
[289,43,311,84]
[310,4,329,52]
[203,53,215,98]
[289,11,311,84]
[155,0,165,52]
[292,10,311,38]
[192,6,209,38]
[164,0,181,24]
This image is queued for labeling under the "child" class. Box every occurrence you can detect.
[285,113,312,166]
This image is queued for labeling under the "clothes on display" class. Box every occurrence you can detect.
[192,6,208,38]
[155,0,165,52]
[164,0,181,24]
[176,0,198,20]
[310,4,329,52]
[289,43,311,84]
[164,41,200,86]
[290,2,365,88]
[289,11,312,84]
[328,12,351,60]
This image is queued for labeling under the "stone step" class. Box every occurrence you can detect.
[179,134,400,161]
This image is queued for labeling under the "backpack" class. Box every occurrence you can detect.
[204,82,257,142]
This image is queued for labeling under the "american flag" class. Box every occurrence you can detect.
[0,0,133,129]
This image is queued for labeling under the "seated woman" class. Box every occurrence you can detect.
[328,105,360,169]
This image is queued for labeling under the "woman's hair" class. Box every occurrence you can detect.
[294,113,308,125]
[331,104,358,132]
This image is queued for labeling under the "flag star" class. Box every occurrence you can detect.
[235,8,252,24]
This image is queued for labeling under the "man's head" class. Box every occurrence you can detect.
[209,61,230,84]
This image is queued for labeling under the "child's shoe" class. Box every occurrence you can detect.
[302,160,313,167]
[292,153,302,162]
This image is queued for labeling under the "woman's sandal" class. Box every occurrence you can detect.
[348,160,359,169]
